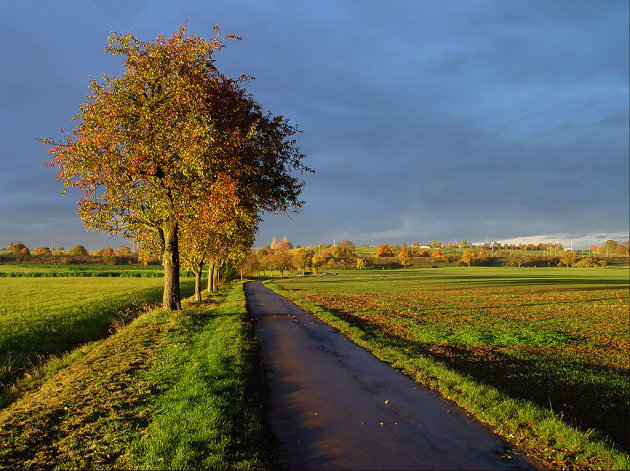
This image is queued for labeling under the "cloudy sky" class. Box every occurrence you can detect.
[1,0,628,250]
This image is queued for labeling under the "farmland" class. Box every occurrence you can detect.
[268,266,630,469]
[0,271,194,396]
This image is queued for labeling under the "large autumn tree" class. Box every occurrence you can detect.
[40,25,310,309]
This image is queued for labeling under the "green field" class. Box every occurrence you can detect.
[0,264,167,277]
[269,266,630,469]
[0,275,194,393]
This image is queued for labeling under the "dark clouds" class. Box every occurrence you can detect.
[0,0,627,250]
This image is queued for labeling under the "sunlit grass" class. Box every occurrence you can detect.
[130,282,270,469]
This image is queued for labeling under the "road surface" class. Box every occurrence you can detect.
[245,281,534,470]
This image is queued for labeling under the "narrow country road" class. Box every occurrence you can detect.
[244,281,535,470]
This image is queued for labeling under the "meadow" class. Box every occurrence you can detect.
[0,271,194,395]
[269,266,630,469]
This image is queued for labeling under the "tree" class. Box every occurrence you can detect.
[20,247,31,256]
[116,244,132,256]
[431,249,442,258]
[603,240,619,256]
[331,244,355,258]
[241,249,261,277]
[398,245,412,268]
[558,250,577,267]
[508,254,525,267]
[311,254,325,275]
[293,248,313,275]
[8,242,27,255]
[69,245,88,256]
[273,235,294,250]
[575,257,597,268]
[35,247,52,256]
[272,250,293,277]
[41,25,310,310]
[460,249,476,267]
[459,240,468,249]
[258,250,274,278]
[356,257,369,269]
[103,247,115,256]
[376,244,394,257]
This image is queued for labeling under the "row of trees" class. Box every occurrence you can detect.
[589,240,629,257]
[40,25,310,309]
[5,242,95,257]
[236,245,620,274]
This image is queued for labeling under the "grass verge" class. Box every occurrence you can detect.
[0,282,270,470]
[266,279,629,471]
[128,282,270,469]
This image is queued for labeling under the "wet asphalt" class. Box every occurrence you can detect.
[244,281,535,471]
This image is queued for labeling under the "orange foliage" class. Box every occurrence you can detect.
[376,244,394,257]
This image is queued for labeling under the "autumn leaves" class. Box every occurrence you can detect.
[41,25,310,309]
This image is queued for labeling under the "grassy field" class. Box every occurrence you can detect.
[0,282,270,469]
[0,275,194,395]
[0,264,167,277]
[268,266,629,470]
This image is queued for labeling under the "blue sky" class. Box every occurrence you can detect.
[1,0,628,250]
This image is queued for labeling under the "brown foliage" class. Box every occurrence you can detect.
[273,236,294,250]
[376,244,394,257]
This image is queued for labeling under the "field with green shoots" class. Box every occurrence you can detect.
[0,275,194,394]
[269,266,629,470]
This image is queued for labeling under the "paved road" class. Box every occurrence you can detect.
[245,281,535,470]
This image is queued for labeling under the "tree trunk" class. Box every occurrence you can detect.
[193,261,204,302]
[162,220,181,310]
[214,263,222,291]
[207,262,215,293]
